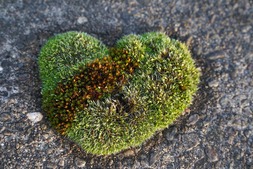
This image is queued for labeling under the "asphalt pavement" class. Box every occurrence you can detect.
[0,0,252,168]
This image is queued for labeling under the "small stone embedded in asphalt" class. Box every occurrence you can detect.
[208,80,219,88]
[0,91,8,97]
[206,146,219,162]
[0,112,11,122]
[77,16,88,24]
[207,50,225,60]
[58,160,65,167]
[219,95,231,107]
[193,146,205,159]
[26,112,43,124]
[123,149,135,157]
[242,25,252,33]
[75,157,86,168]
[46,163,57,169]
[0,66,3,72]
[165,128,178,141]
[187,114,199,125]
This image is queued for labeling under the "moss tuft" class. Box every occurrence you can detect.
[39,31,200,155]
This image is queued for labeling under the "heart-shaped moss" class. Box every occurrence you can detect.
[39,31,200,155]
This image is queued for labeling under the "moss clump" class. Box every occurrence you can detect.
[39,31,200,155]
[42,48,139,135]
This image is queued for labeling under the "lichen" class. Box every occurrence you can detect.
[39,31,200,155]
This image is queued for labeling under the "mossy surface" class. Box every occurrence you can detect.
[39,31,200,155]
[39,31,108,94]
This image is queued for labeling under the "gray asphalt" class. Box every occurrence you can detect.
[0,0,252,168]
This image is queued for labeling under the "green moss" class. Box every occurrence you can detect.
[39,31,200,155]
[39,31,108,94]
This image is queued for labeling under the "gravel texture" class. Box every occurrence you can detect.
[0,0,252,168]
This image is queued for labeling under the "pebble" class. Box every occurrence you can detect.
[0,66,3,72]
[77,16,88,24]
[208,80,219,88]
[242,25,251,33]
[58,160,65,167]
[0,112,11,122]
[165,128,178,141]
[219,95,231,107]
[193,146,205,159]
[123,149,135,156]
[75,157,86,168]
[207,51,225,60]
[26,112,43,124]
[206,146,219,162]
[187,114,199,125]
[46,163,57,169]
[0,91,8,97]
